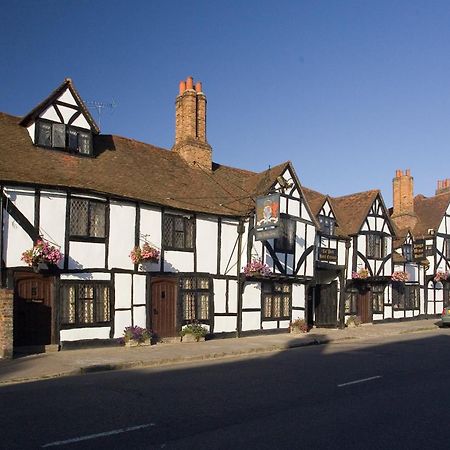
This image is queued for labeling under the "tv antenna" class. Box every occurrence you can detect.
[85,99,117,129]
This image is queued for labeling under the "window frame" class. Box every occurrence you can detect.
[69,197,107,242]
[35,118,93,156]
[318,215,335,236]
[345,288,358,315]
[274,214,296,254]
[402,244,412,262]
[366,233,387,260]
[261,282,292,321]
[179,276,212,324]
[392,282,420,311]
[371,284,384,314]
[60,281,111,328]
[162,213,195,252]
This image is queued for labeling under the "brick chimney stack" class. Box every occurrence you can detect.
[436,179,450,195]
[391,169,417,230]
[172,76,212,170]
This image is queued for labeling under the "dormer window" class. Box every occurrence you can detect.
[318,215,335,236]
[402,244,412,262]
[35,119,93,156]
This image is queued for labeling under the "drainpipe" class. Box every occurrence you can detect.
[236,218,245,337]
[338,239,351,328]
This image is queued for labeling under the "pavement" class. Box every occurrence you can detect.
[0,318,444,386]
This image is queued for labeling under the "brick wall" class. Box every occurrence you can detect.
[0,288,13,359]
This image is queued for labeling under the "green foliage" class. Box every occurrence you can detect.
[290,318,309,333]
[180,321,208,341]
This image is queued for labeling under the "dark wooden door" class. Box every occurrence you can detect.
[358,289,372,323]
[14,274,54,347]
[151,279,177,338]
[315,281,338,327]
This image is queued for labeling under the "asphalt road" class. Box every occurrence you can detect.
[1,329,450,449]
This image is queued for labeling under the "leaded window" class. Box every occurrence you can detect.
[163,214,194,250]
[402,244,412,262]
[371,285,384,313]
[70,198,106,239]
[392,283,419,310]
[34,119,93,155]
[61,283,110,326]
[318,215,335,236]
[180,276,211,322]
[274,215,296,253]
[367,234,387,259]
[262,282,291,320]
[345,288,358,314]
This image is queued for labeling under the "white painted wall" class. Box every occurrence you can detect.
[133,306,147,328]
[41,105,61,122]
[163,251,194,272]
[242,282,261,309]
[220,220,239,275]
[214,316,236,333]
[115,273,132,309]
[114,310,132,338]
[133,274,146,305]
[58,89,78,106]
[69,242,105,269]
[139,206,161,250]
[292,284,305,309]
[108,201,135,270]
[60,272,111,281]
[213,278,227,313]
[228,280,238,313]
[60,327,111,341]
[196,216,218,273]
[242,312,261,331]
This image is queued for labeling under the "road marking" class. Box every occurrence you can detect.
[41,423,155,447]
[337,375,382,387]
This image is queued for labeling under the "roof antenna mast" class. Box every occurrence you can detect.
[84,99,117,129]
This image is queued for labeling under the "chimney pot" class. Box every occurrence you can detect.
[195,81,202,92]
[186,76,194,90]
[406,169,411,176]
[179,81,186,95]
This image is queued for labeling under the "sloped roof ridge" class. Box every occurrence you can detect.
[332,188,379,201]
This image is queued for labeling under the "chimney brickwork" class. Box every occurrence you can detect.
[436,179,450,195]
[391,169,417,231]
[172,76,212,170]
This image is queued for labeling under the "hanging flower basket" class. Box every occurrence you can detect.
[352,267,369,279]
[130,242,160,265]
[243,258,272,277]
[434,271,450,283]
[391,271,409,282]
[21,239,63,270]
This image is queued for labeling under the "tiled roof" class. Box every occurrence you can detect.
[412,192,450,237]
[301,187,327,217]
[0,112,287,217]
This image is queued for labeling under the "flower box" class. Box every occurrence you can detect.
[130,242,160,265]
[243,259,271,277]
[352,268,369,279]
[22,239,63,269]
[391,271,409,282]
[181,334,205,343]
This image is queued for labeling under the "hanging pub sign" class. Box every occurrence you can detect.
[255,193,281,241]
[318,247,338,263]
[413,239,425,261]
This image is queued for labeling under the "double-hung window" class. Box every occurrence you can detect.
[274,215,296,253]
[70,198,106,240]
[180,276,211,323]
[367,234,386,259]
[61,283,111,326]
[262,282,291,320]
[163,213,194,250]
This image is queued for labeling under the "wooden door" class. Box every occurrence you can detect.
[357,289,372,323]
[314,281,338,327]
[14,273,54,347]
[151,279,177,338]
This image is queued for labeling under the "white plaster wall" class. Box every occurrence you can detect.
[133,306,147,328]
[286,253,294,274]
[114,310,132,338]
[262,321,278,330]
[289,198,300,217]
[292,309,305,320]
[115,273,132,309]
[393,311,404,319]
[69,242,105,269]
[60,272,111,281]
[3,187,35,267]
[305,223,315,277]
[242,312,261,331]
[139,206,161,249]
[72,114,91,130]
[242,282,261,309]
[338,241,346,266]
[373,313,383,321]
[280,320,290,328]
[280,196,288,214]
[27,123,35,142]
[60,327,111,341]
[384,305,392,319]
[41,105,61,122]
[133,274,146,305]
[292,284,305,308]
[295,221,306,274]
[108,201,135,270]
[40,190,66,269]
[213,279,227,313]
[214,316,237,333]
[58,89,77,106]
[58,105,76,124]
[228,280,238,313]
[163,251,194,272]
[220,220,239,275]
[196,216,218,273]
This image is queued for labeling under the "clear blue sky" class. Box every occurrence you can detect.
[2,0,450,204]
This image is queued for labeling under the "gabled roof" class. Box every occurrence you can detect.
[413,192,450,237]
[0,112,292,217]
[19,78,100,134]
[301,187,327,217]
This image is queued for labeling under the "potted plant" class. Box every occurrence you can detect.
[243,258,272,277]
[289,318,309,334]
[122,325,152,347]
[351,267,369,279]
[346,315,362,328]
[21,238,63,272]
[180,321,208,342]
[391,271,409,282]
[434,271,449,283]
[130,242,160,266]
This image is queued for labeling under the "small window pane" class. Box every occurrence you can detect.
[185,219,194,249]
[183,293,195,320]
[70,199,89,236]
[37,122,52,147]
[163,215,174,247]
[52,123,66,148]
[78,131,92,155]
[198,294,209,320]
[68,129,78,150]
[90,202,106,238]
